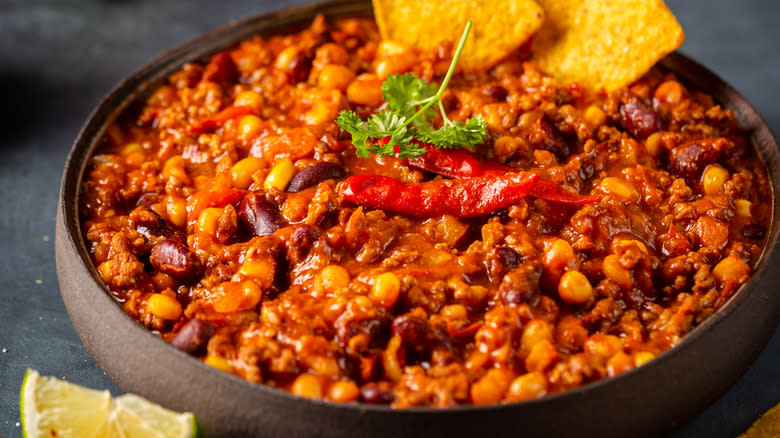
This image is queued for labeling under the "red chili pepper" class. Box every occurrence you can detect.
[339,172,538,218]
[407,144,600,205]
[187,105,255,135]
[408,144,512,178]
[528,179,602,205]
[370,136,401,155]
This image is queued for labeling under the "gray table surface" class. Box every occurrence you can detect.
[1,1,778,436]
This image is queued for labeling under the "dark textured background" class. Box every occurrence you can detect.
[0,1,778,436]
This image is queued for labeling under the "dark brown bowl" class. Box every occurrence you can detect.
[55,1,780,437]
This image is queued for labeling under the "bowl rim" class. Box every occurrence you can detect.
[56,0,780,419]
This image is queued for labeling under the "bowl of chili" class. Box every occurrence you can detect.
[56,1,780,437]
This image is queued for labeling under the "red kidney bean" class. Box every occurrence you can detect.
[291,224,320,252]
[525,118,571,161]
[286,225,320,266]
[742,224,766,240]
[482,84,508,102]
[485,246,522,283]
[170,318,213,354]
[337,315,390,350]
[391,315,432,350]
[337,355,363,382]
[499,262,541,305]
[669,137,727,182]
[132,209,185,243]
[201,52,238,84]
[619,94,660,138]
[496,247,521,270]
[287,50,313,83]
[359,383,395,404]
[149,239,203,283]
[286,162,345,193]
[238,193,282,237]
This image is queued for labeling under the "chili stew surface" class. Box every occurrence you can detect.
[80,16,770,407]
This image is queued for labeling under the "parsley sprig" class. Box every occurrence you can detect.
[336,20,487,159]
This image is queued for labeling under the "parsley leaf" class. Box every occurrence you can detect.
[335,111,372,158]
[336,20,487,158]
[381,73,437,121]
[418,115,487,149]
[336,110,426,159]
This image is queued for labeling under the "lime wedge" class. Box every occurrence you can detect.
[20,369,201,438]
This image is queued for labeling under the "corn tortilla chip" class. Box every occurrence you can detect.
[532,0,684,91]
[739,402,780,438]
[373,0,544,73]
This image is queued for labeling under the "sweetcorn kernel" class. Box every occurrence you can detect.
[264,158,295,191]
[734,199,752,218]
[162,156,191,185]
[291,374,323,399]
[583,334,623,359]
[521,319,554,351]
[644,132,663,158]
[545,239,576,267]
[196,207,222,236]
[441,304,468,320]
[346,74,383,106]
[327,381,360,403]
[524,339,559,373]
[230,157,265,189]
[234,90,263,113]
[453,284,489,307]
[701,165,729,196]
[165,195,187,229]
[371,272,401,308]
[606,352,634,377]
[634,351,656,367]
[204,355,232,373]
[599,177,639,202]
[318,64,355,91]
[351,295,373,312]
[319,265,351,290]
[238,115,263,141]
[507,372,548,402]
[654,80,684,104]
[583,105,606,127]
[240,280,263,308]
[376,41,407,58]
[304,102,338,126]
[558,270,594,304]
[238,258,276,289]
[470,368,514,406]
[275,47,300,71]
[120,142,142,155]
[146,293,183,320]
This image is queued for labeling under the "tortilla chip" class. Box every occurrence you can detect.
[739,402,780,438]
[373,0,544,73]
[532,0,684,91]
